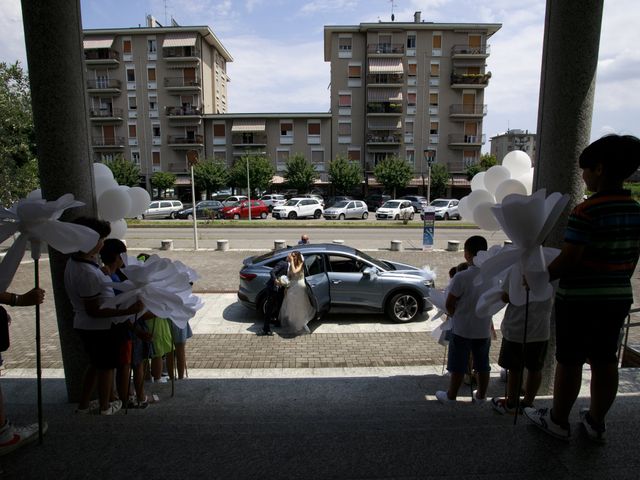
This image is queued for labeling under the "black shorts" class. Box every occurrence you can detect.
[76,327,121,370]
[498,339,548,372]
[555,299,631,366]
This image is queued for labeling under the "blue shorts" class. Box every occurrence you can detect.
[447,334,491,374]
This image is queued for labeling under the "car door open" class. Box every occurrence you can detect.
[303,253,330,318]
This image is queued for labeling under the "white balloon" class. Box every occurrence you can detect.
[516,168,534,195]
[502,151,532,178]
[470,172,486,192]
[27,189,42,199]
[495,178,529,203]
[95,175,118,199]
[483,165,511,196]
[458,196,473,221]
[473,201,501,231]
[466,189,495,211]
[98,187,132,222]
[108,219,128,239]
[93,162,114,179]
[127,187,151,218]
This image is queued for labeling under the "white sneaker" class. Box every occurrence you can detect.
[152,377,168,384]
[579,408,606,444]
[101,400,122,416]
[524,407,570,440]
[472,390,487,405]
[0,421,47,456]
[435,390,456,405]
[75,399,99,414]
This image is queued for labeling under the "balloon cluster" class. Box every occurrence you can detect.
[93,163,150,239]
[458,151,534,231]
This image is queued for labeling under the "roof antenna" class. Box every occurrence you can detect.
[390,0,396,21]
[164,0,169,25]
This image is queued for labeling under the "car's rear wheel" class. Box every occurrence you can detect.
[338,213,345,220]
[233,214,240,220]
[444,212,450,221]
[362,212,368,219]
[288,211,297,219]
[260,211,267,219]
[409,212,414,220]
[386,291,421,323]
[170,211,177,219]
[314,210,322,219]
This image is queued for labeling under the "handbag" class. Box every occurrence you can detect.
[0,307,10,352]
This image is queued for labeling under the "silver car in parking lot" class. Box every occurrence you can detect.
[323,200,369,220]
[238,244,434,323]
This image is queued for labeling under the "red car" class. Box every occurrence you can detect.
[221,200,269,219]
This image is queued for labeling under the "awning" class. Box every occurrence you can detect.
[83,37,114,49]
[367,88,402,102]
[368,118,402,129]
[231,119,266,132]
[163,33,197,48]
[368,58,403,74]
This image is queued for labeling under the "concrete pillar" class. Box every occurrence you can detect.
[216,239,229,251]
[22,0,95,402]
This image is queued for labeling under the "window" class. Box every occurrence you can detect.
[338,93,352,107]
[407,92,417,106]
[213,149,226,163]
[338,121,351,136]
[126,68,135,82]
[408,62,417,76]
[152,151,160,165]
[406,149,415,166]
[407,34,416,49]
[430,121,439,135]
[430,62,440,77]
[405,120,414,135]
[276,149,289,171]
[148,68,156,81]
[128,124,137,138]
[128,95,137,110]
[311,150,324,170]
[147,39,156,54]
[429,92,439,114]
[149,95,157,111]
[123,40,132,54]
[348,64,361,78]
[131,151,140,165]
[213,123,226,137]
[348,148,360,162]
[432,34,442,49]
[280,121,293,144]
[307,121,321,144]
[152,124,161,137]
[338,36,352,57]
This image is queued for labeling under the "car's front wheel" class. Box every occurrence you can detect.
[444,212,450,221]
[313,210,322,219]
[409,212,414,220]
[170,211,177,219]
[288,211,297,219]
[233,214,240,220]
[386,291,421,323]
[260,211,267,219]
[362,212,368,219]
[338,213,345,220]
[394,214,399,220]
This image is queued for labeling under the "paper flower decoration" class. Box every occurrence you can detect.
[474,189,569,308]
[102,254,203,328]
[0,194,99,291]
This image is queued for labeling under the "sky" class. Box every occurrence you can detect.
[2,0,639,152]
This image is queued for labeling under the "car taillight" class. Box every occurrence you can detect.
[240,272,257,281]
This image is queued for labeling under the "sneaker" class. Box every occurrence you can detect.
[472,390,487,405]
[75,399,99,414]
[524,407,570,440]
[152,377,168,384]
[101,399,122,416]
[0,421,47,456]
[491,397,517,415]
[435,390,456,405]
[579,408,606,444]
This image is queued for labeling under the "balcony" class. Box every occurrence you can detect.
[168,162,188,173]
[84,49,119,66]
[366,133,402,145]
[86,79,121,94]
[367,103,403,115]
[450,72,491,89]
[167,134,204,149]
[448,134,486,149]
[89,108,124,122]
[367,43,405,55]
[91,136,125,149]
[451,44,490,59]
[231,133,268,146]
[164,77,201,91]
[162,46,200,61]
[449,104,488,119]
[166,106,202,124]
[366,73,403,86]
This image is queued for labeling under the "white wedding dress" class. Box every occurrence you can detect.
[279,266,316,334]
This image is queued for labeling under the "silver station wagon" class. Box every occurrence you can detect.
[238,244,434,323]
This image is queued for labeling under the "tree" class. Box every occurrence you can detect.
[284,153,318,193]
[328,155,362,195]
[0,61,39,206]
[193,158,229,198]
[429,163,450,199]
[104,154,141,187]
[466,152,497,180]
[229,154,274,196]
[150,171,176,198]
[373,155,413,198]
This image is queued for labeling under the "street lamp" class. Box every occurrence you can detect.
[423,149,436,204]
[187,150,199,250]
[246,156,252,221]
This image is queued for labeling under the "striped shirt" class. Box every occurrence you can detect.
[556,190,640,303]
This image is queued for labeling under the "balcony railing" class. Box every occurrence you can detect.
[367,43,405,54]
[451,44,490,56]
[231,133,268,146]
[367,133,402,144]
[167,134,204,145]
[449,104,488,116]
[166,106,202,116]
[450,73,491,87]
[366,73,404,85]
[164,77,201,88]
[87,79,122,90]
[367,103,403,114]
[89,108,124,119]
[168,162,188,173]
[163,47,200,59]
[84,49,119,62]
[448,134,486,145]
[91,136,125,147]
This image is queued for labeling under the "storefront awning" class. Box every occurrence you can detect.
[367,88,402,102]
[368,58,403,74]
[163,33,197,48]
[231,119,266,132]
[83,37,114,49]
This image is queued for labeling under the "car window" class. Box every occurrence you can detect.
[149,202,159,209]
[430,200,448,207]
[172,201,181,207]
[284,200,299,206]
[304,254,325,276]
[346,202,355,209]
[328,255,364,273]
[301,199,314,206]
[252,201,261,207]
[160,202,172,208]
[382,201,401,208]
[452,200,459,206]
[333,201,349,208]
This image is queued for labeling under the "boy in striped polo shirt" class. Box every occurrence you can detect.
[525,134,640,442]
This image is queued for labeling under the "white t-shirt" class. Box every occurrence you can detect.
[448,265,492,339]
[64,257,129,330]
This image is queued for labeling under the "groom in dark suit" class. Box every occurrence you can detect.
[258,257,289,336]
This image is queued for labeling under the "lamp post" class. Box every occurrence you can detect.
[187,150,199,250]
[423,149,436,204]
[246,156,252,221]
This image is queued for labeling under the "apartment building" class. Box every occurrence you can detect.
[490,129,537,164]
[83,16,232,191]
[324,12,501,189]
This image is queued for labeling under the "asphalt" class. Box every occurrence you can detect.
[1,237,639,478]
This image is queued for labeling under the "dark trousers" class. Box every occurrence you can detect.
[263,288,285,333]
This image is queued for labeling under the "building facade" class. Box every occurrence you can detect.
[324,12,501,190]
[83,17,232,191]
[490,129,537,164]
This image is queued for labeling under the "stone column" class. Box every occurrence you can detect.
[21,0,95,402]
[533,0,604,393]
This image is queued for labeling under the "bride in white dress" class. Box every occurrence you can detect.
[279,251,316,334]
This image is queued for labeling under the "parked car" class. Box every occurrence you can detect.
[271,198,323,219]
[422,198,461,220]
[323,200,368,220]
[298,193,325,208]
[364,194,392,211]
[375,200,414,220]
[325,195,353,207]
[175,200,224,220]
[259,194,286,212]
[400,195,429,213]
[141,200,184,219]
[238,243,434,323]
[221,200,269,220]
[222,195,248,206]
